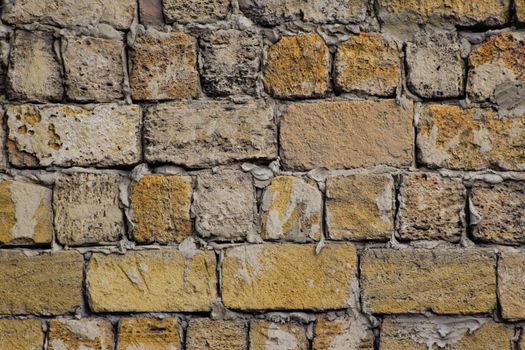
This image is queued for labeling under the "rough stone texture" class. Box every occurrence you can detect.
[130,175,193,244]
[162,0,230,23]
[326,174,394,241]
[130,29,199,101]
[518,0,525,24]
[86,249,217,312]
[498,251,525,320]
[117,317,181,350]
[470,181,525,245]
[361,248,497,314]
[239,0,368,25]
[417,104,525,171]
[6,103,141,167]
[145,100,276,167]
[139,0,164,25]
[467,32,525,106]
[200,29,261,96]
[260,176,323,242]
[6,30,63,102]
[250,321,308,350]
[48,319,114,350]
[187,319,247,350]
[0,180,53,245]
[280,99,414,170]
[221,244,358,310]
[1,0,136,29]
[380,318,514,350]
[397,172,466,242]
[0,250,83,315]
[314,314,374,350]
[54,172,124,246]
[335,33,400,96]
[0,319,44,350]
[193,169,256,240]
[377,0,511,27]
[62,34,124,102]
[264,34,330,99]
[406,32,465,99]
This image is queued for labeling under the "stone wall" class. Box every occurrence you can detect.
[0,0,524,349]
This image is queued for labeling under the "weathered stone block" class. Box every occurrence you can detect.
[194,169,256,240]
[326,174,394,241]
[63,34,124,102]
[48,319,114,350]
[335,33,400,96]
[138,0,164,25]
[7,30,63,102]
[187,319,247,350]
[130,29,199,101]
[416,104,525,171]
[118,317,181,350]
[0,250,83,315]
[87,249,217,312]
[0,319,44,350]
[498,251,525,320]
[6,104,141,167]
[314,314,374,350]
[260,176,323,242]
[54,172,124,246]
[163,0,229,23]
[250,321,308,350]
[264,34,330,99]
[406,32,465,99]
[221,244,358,310]
[361,248,497,314]
[200,29,260,96]
[0,180,52,245]
[398,172,466,242]
[280,99,414,170]
[130,175,193,244]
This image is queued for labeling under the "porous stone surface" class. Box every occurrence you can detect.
[130,29,199,101]
[221,244,358,310]
[361,248,497,314]
[326,174,394,241]
[498,251,525,320]
[280,99,414,170]
[54,172,124,246]
[416,104,525,171]
[193,169,256,240]
[130,175,193,244]
[6,103,141,167]
[0,250,83,315]
[62,34,125,102]
[335,33,400,96]
[144,100,276,167]
[48,319,114,350]
[406,32,465,99]
[200,29,261,96]
[187,319,247,350]
[397,172,466,242]
[0,180,52,245]
[117,317,181,350]
[162,0,230,23]
[86,248,217,312]
[6,30,63,102]
[470,181,525,245]
[518,0,525,24]
[249,321,308,350]
[313,314,374,350]
[0,319,44,350]
[264,33,330,99]
[260,176,323,242]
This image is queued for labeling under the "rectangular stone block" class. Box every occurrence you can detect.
[86,249,217,312]
[221,244,358,310]
[0,319,44,350]
[417,104,525,171]
[48,319,114,350]
[314,314,374,350]
[163,0,229,23]
[361,248,497,314]
[187,319,247,350]
[0,250,83,315]
[118,317,181,350]
[144,100,276,167]
[280,99,413,171]
[138,0,164,25]
[498,251,525,320]
[250,321,308,350]
[7,104,141,167]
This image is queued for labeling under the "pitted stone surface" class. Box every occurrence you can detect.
[48,319,114,350]
[118,317,181,350]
